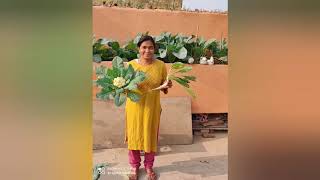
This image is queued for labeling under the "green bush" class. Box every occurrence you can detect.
[93,32,228,64]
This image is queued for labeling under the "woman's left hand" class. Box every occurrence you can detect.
[167,80,173,88]
[161,80,172,94]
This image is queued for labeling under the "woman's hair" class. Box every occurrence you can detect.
[137,35,156,49]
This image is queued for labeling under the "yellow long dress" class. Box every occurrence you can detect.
[125,59,167,153]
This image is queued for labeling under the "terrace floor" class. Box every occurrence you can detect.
[93,131,228,180]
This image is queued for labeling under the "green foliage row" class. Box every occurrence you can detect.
[93,32,228,64]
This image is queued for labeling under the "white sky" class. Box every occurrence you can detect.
[182,0,228,11]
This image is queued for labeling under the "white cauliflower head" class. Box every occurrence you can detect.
[113,77,126,88]
[201,57,207,61]
[207,56,214,65]
[188,57,195,64]
[200,57,207,64]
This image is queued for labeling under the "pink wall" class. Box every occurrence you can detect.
[93,7,228,44]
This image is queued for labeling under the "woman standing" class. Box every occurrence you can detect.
[125,35,172,180]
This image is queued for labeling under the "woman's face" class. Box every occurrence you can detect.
[139,40,155,60]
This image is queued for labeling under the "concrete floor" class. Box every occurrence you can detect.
[93,132,228,180]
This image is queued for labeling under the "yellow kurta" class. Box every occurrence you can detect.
[125,59,167,153]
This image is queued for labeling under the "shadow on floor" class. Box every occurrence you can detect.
[157,133,227,156]
[155,155,228,178]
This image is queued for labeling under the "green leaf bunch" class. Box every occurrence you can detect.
[167,62,197,98]
[93,37,138,63]
[94,56,146,106]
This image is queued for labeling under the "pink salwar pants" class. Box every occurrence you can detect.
[128,150,155,169]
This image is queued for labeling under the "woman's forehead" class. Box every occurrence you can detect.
[141,41,154,47]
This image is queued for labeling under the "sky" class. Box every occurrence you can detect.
[182,0,228,11]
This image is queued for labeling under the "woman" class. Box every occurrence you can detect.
[125,35,172,180]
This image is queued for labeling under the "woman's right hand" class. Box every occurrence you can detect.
[161,88,168,94]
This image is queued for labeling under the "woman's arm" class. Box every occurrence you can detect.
[160,62,172,94]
